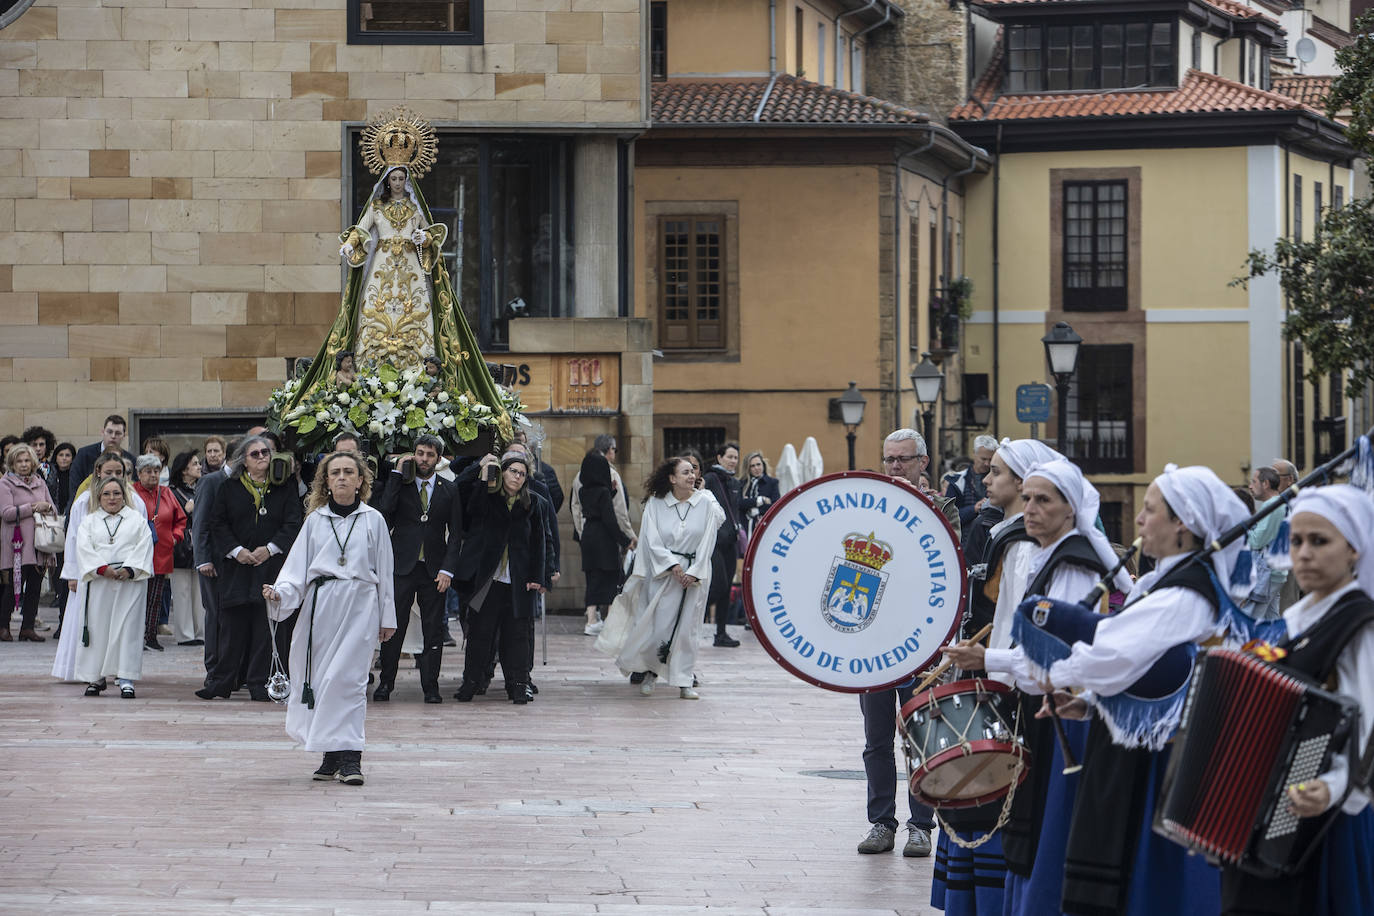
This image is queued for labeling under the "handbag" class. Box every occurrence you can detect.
[33,512,65,555]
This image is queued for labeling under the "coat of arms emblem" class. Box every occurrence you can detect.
[821,532,893,633]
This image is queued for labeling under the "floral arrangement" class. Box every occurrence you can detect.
[266,362,523,456]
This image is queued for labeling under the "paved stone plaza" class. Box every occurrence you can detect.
[0,611,937,915]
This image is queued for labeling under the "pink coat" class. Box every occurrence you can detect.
[0,472,57,570]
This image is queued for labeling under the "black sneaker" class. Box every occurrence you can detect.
[713,633,740,648]
[144,638,164,652]
[313,752,340,781]
[336,751,365,785]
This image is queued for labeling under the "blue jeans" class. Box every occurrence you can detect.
[860,686,935,832]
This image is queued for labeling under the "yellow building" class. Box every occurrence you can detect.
[949,0,1357,536]
[639,0,990,470]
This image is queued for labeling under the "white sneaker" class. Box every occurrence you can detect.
[639,672,656,696]
[584,620,604,636]
[679,687,699,700]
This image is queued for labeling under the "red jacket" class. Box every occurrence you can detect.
[133,482,187,575]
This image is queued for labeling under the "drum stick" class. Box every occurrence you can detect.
[912,624,993,694]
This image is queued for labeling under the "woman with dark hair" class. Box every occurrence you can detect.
[579,450,630,637]
[168,450,205,645]
[48,441,76,617]
[265,451,395,785]
[452,450,546,704]
[594,458,724,699]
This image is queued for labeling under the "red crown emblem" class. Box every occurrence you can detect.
[843,531,893,570]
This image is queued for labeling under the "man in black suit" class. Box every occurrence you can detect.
[67,414,136,511]
[193,435,241,688]
[375,434,464,704]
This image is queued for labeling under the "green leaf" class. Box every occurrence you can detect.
[378,364,400,384]
[296,415,317,435]
[405,406,427,429]
[348,404,367,427]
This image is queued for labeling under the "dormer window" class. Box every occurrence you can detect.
[1006,19,1176,93]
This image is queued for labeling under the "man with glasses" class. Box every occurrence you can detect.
[856,428,941,858]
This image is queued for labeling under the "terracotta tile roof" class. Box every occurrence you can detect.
[1272,74,1334,108]
[652,75,929,126]
[952,61,1319,121]
[973,0,1275,21]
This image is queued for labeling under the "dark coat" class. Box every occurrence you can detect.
[703,465,742,553]
[192,467,230,568]
[67,443,136,513]
[208,473,303,608]
[944,466,988,531]
[454,483,546,619]
[377,471,463,578]
[535,459,563,514]
[579,485,629,572]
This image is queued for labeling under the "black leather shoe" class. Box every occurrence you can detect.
[373,684,392,702]
[511,684,529,705]
[423,692,442,704]
[629,672,646,684]
[195,685,231,700]
[713,633,741,648]
[144,638,164,652]
[120,684,136,699]
[84,682,104,696]
[248,687,270,701]
[454,682,476,702]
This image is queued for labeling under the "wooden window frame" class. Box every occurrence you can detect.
[1005,18,1176,93]
[1061,180,1128,312]
[347,0,484,44]
[655,414,740,465]
[644,201,740,362]
[1064,343,1134,474]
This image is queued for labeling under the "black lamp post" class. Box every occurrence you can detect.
[910,353,945,464]
[1041,321,1083,453]
[836,381,867,470]
[969,395,995,429]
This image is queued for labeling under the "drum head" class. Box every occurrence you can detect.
[743,471,966,693]
[911,742,1029,809]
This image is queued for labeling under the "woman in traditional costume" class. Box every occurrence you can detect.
[944,458,1123,916]
[264,451,395,785]
[596,457,724,700]
[1219,484,1374,916]
[73,477,155,699]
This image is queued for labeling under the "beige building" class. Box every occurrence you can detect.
[0,0,655,607]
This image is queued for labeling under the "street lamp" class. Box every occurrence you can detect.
[969,395,994,429]
[910,353,945,463]
[835,381,867,470]
[1041,321,1082,453]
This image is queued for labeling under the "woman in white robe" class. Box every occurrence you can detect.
[596,457,724,699]
[265,451,395,786]
[54,454,149,682]
[73,477,154,698]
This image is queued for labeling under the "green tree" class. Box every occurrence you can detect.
[1235,19,1374,390]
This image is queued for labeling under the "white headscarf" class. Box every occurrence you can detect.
[1024,458,1132,592]
[1290,485,1374,598]
[998,438,1063,481]
[1153,464,1252,601]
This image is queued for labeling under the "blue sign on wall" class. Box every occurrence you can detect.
[1016,383,1052,424]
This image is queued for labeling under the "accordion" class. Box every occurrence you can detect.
[1154,647,1360,877]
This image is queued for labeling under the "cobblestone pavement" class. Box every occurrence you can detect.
[0,606,937,915]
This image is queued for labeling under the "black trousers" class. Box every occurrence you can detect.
[7,564,44,630]
[378,566,447,693]
[462,583,529,691]
[707,544,737,637]
[859,686,936,832]
[198,570,220,686]
[206,600,276,692]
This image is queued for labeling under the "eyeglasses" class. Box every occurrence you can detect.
[246,449,271,460]
[505,468,527,478]
[881,454,921,466]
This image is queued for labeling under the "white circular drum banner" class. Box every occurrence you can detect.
[743,471,966,693]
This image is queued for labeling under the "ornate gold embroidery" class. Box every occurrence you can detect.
[376,199,417,234]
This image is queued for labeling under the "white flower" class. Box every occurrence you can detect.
[385,380,397,394]
[337,392,350,405]
[442,415,456,428]
[457,394,468,405]
[368,420,383,434]
[373,399,401,425]
[315,410,330,421]
[437,391,449,403]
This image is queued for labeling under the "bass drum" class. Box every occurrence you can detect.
[742,471,966,693]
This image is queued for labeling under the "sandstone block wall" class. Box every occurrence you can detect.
[0,0,646,444]
[865,0,967,123]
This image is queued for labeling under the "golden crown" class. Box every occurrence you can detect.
[843,532,893,571]
[360,107,438,179]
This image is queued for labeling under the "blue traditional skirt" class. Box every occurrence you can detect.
[1002,719,1088,916]
[931,826,1006,915]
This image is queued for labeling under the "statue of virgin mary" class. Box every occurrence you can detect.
[282,108,506,429]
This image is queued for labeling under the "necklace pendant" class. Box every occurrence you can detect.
[258,506,267,516]
[419,513,429,523]
[338,555,346,567]
[109,536,115,544]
